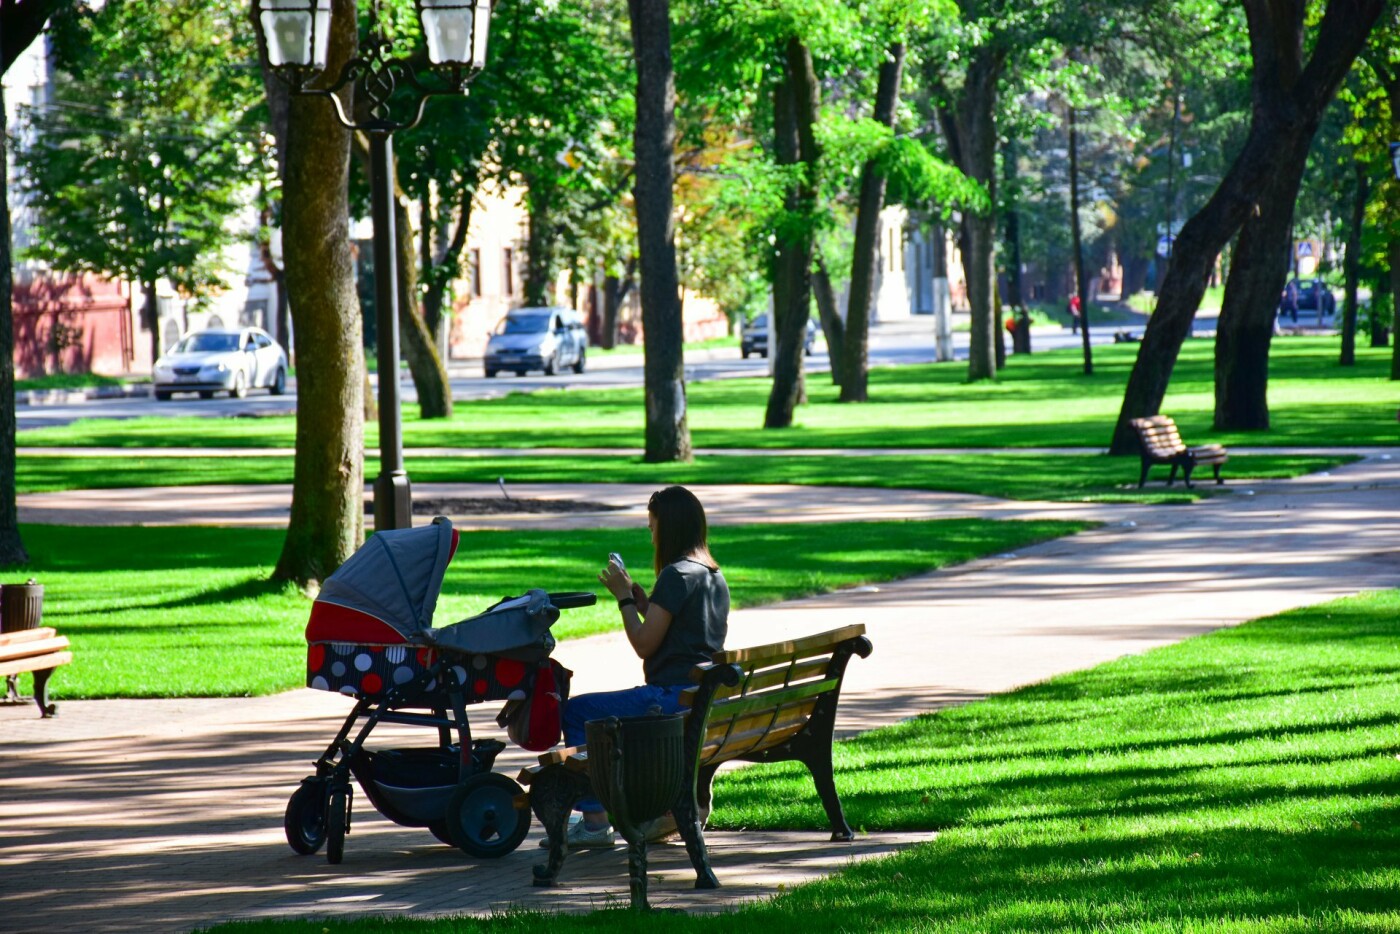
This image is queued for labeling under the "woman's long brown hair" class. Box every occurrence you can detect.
[649,486,717,575]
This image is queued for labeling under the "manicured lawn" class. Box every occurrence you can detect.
[8,517,1086,698]
[19,338,1398,451]
[200,589,1400,933]
[14,451,1353,502]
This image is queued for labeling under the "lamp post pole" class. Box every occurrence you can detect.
[368,132,411,530]
[254,0,491,531]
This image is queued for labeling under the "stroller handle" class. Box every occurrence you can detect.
[549,591,598,610]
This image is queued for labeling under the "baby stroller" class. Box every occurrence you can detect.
[284,516,594,864]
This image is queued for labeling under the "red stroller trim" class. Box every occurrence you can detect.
[306,601,407,645]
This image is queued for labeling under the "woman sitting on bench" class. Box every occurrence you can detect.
[561,485,730,848]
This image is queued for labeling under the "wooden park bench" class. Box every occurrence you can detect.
[521,623,872,890]
[0,627,72,717]
[1130,415,1228,488]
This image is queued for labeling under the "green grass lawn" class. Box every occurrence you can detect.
[19,338,1398,451]
[13,451,1353,502]
[8,517,1085,698]
[201,588,1400,933]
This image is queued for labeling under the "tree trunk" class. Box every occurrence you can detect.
[813,251,844,385]
[523,185,555,308]
[142,281,160,363]
[627,0,690,461]
[765,36,819,429]
[393,190,451,419]
[934,46,1003,382]
[1391,239,1400,379]
[1003,138,1025,308]
[600,256,635,349]
[1109,0,1385,454]
[421,187,472,346]
[1068,103,1093,375]
[272,0,365,588]
[838,42,904,402]
[1214,134,1315,429]
[1339,161,1366,366]
[0,80,26,566]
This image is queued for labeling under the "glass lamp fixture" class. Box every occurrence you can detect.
[417,0,491,68]
[259,0,333,70]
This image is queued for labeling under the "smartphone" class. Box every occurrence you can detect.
[608,552,625,571]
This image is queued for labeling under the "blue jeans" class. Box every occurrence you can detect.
[562,684,687,813]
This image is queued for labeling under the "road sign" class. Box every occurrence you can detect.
[1156,235,1174,259]
[1296,240,1314,259]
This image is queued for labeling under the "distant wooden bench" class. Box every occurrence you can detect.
[521,624,872,889]
[0,627,72,717]
[1130,415,1228,488]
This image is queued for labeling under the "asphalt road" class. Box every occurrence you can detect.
[15,316,1158,429]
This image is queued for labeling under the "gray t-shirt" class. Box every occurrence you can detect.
[643,557,729,686]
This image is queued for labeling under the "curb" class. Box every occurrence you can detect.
[16,384,152,406]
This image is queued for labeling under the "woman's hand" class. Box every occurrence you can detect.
[597,559,633,602]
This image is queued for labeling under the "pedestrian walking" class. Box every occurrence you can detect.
[1068,294,1082,335]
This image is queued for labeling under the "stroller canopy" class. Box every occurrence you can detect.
[310,516,459,643]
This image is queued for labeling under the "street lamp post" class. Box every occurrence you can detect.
[254,0,490,531]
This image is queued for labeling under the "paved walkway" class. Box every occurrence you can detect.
[2,454,1398,932]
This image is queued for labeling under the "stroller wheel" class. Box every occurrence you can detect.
[326,784,352,865]
[284,779,328,855]
[444,773,530,858]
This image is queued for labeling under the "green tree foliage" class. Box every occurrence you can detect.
[16,1,261,365]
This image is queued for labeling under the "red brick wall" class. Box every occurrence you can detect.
[11,274,136,378]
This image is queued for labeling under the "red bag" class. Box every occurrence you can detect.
[496,659,571,751]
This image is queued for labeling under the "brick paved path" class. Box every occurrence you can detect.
[2,454,1397,932]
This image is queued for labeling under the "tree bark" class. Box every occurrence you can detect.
[0,79,26,565]
[523,184,556,308]
[813,251,844,385]
[393,189,451,419]
[1339,161,1366,366]
[1109,0,1385,453]
[1391,239,1400,379]
[838,42,904,402]
[934,46,1003,382]
[627,0,690,461]
[271,0,365,588]
[421,186,472,346]
[1068,103,1093,375]
[765,36,819,429]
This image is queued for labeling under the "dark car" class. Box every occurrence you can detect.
[1280,278,1336,320]
[740,313,818,359]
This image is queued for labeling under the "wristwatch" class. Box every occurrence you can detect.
[617,596,637,608]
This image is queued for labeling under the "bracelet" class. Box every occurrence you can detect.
[617,596,637,609]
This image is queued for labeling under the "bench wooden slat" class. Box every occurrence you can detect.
[681,658,832,708]
[702,718,811,763]
[0,627,58,648]
[707,677,839,720]
[0,635,69,663]
[536,745,585,768]
[707,624,865,667]
[0,650,71,678]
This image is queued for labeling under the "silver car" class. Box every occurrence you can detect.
[484,307,588,377]
[152,327,289,400]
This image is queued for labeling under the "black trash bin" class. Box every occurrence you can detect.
[1,579,44,633]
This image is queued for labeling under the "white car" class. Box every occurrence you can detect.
[153,327,289,400]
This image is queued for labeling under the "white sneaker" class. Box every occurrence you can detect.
[538,821,617,849]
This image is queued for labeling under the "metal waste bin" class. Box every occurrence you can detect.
[1,579,44,633]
